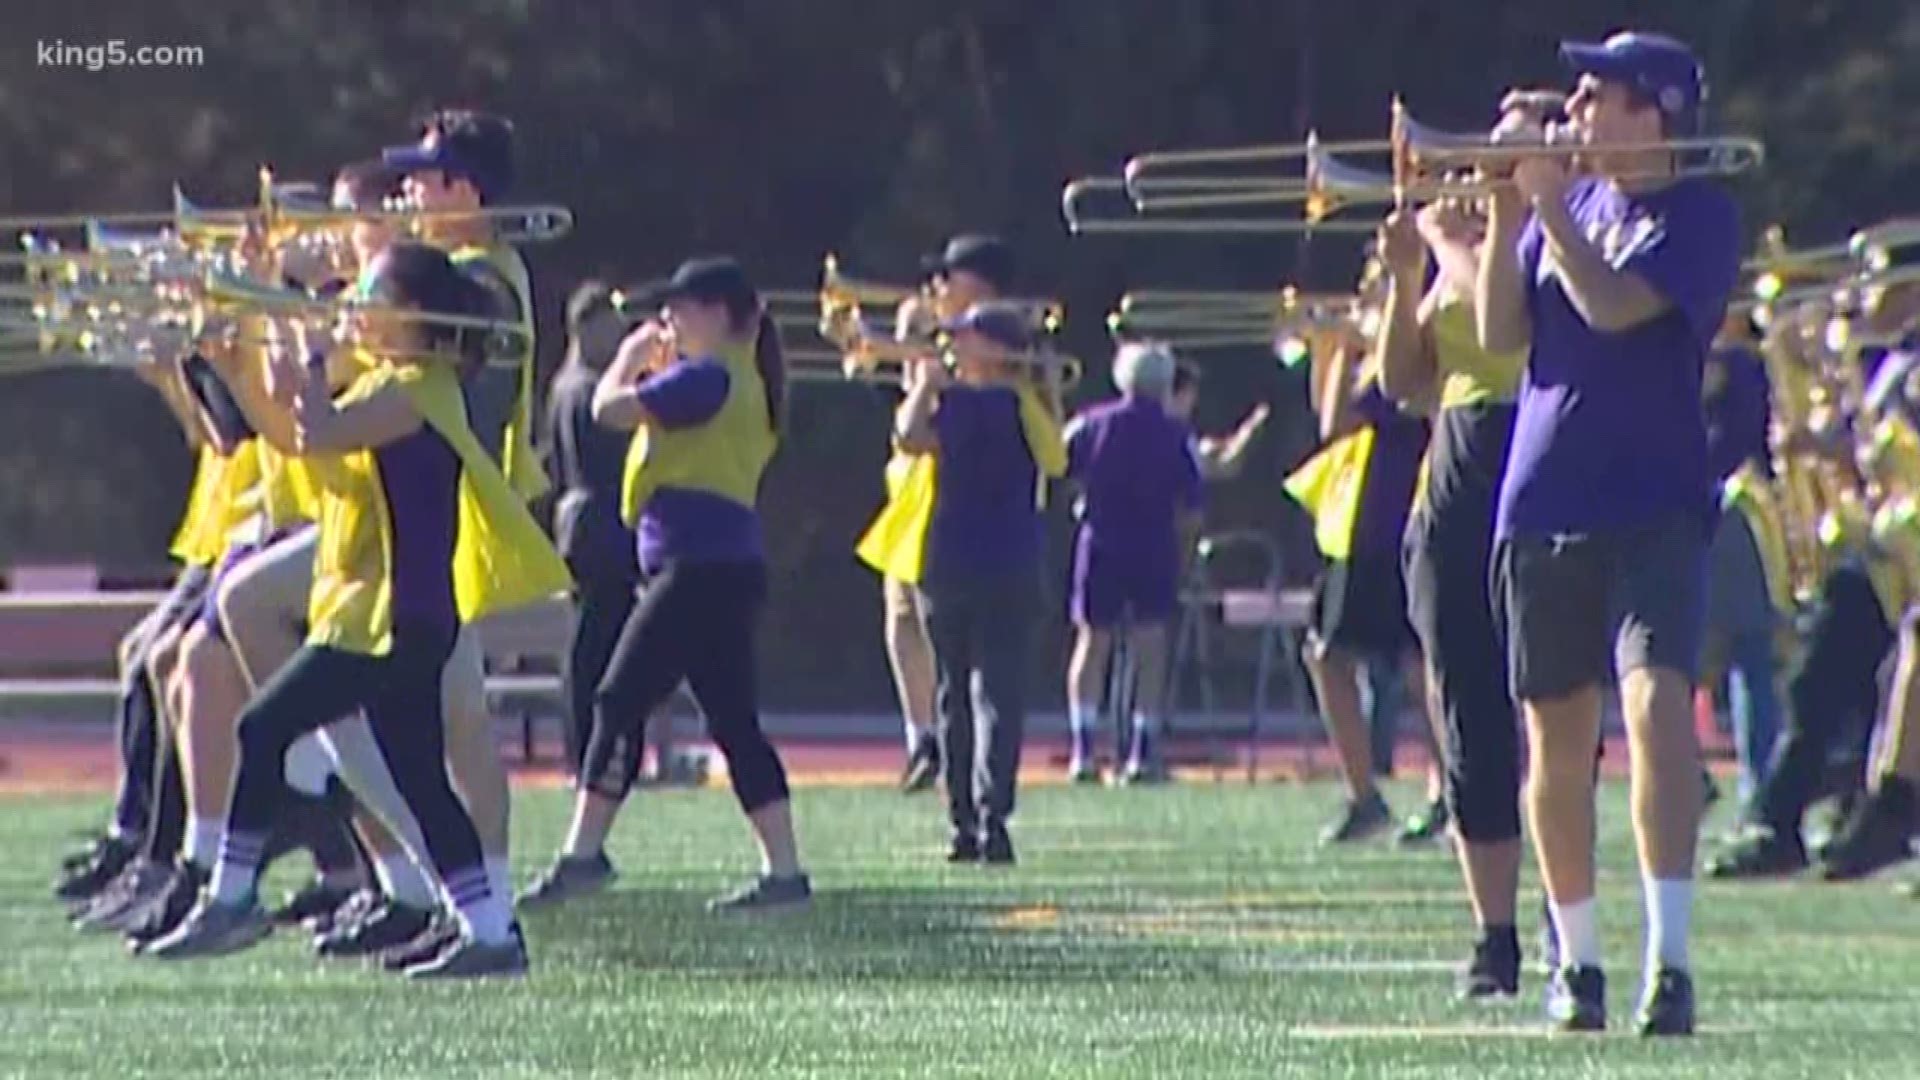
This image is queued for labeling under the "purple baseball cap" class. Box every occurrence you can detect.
[1560,31,1706,134]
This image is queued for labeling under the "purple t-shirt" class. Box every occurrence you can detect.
[1349,383,1429,558]
[1704,344,1770,485]
[1496,176,1741,538]
[1066,395,1202,569]
[631,358,763,574]
[925,385,1042,583]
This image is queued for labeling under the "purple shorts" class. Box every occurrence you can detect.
[1070,540,1179,629]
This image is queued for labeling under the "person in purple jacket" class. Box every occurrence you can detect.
[1477,32,1741,1034]
[1061,341,1203,784]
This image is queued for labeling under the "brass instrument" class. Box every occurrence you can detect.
[1095,98,1763,229]
[1105,287,1374,367]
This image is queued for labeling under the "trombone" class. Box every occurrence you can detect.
[1099,97,1764,227]
[1061,171,1377,236]
[1106,287,1374,366]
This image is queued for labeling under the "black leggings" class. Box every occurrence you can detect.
[1406,509,1520,842]
[581,560,789,810]
[1754,566,1891,832]
[564,575,638,780]
[228,626,484,889]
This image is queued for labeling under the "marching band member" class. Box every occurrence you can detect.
[1478,32,1740,1034]
[545,281,643,781]
[1284,322,1438,846]
[1699,314,1783,811]
[1376,194,1528,997]
[893,301,1067,864]
[527,256,811,911]
[149,242,570,978]
[863,235,1021,792]
[1709,279,1920,880]
[55,380,219,906]
[1061,342,1202,784]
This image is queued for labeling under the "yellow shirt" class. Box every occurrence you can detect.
[620,340,777,523]
[450,243,548,503]
[168,447,223,567]
[306,362,572,656]
[1431,297,1525,409]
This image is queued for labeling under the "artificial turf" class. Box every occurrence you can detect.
[3,781,1914,1078]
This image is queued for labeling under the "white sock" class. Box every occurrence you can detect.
[1643,877,1693,971]
[1069,702,1098,744]
[485,856,512,908]
[1551,896,1601,968]
[373,849,438,910]
[447,866,513,944]
[183,815,223,870]
[208,830,265,906]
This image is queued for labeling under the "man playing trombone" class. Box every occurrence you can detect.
[1478,32,1742,1035]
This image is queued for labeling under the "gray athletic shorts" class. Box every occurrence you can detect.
[1493,515,1709,701]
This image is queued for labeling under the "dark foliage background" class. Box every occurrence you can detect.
[1,0,1911,707]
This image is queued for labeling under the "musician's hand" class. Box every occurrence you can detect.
[1377,210,1426,282]
[895,295,934,343]
[1418,199,1479,245]
[1512,154,1570,209]
[617,320,675,378]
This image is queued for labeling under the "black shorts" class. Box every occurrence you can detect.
[1311,548,1416,660]
[1494,515,1708,701]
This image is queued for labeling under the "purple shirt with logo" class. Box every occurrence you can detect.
[1065,394,1202,574]
[1496,177,1741,539]
[925,385,1042,583]
[631,358,763,574]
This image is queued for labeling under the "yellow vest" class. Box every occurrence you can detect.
[620,340,776,524]
[168,447,223,567]
[1432,298,1525,409]
[306,363,572,656]
[1284,429,1373,562]
[854,384,1065,584]
[449,243,548,503]
[173,441,268,564]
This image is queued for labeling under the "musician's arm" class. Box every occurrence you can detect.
[1533,196,1668,332]
[1316,341,1366,442]
[210,345,301,455]
[592,331,662,430]
[1478,188,1532,355]
[1375,277,1438,406]
[133,359,207,450]
[894,374,942,454]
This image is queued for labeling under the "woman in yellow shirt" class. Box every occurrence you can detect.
[1376,200,1527,998]
[149,242,557,979]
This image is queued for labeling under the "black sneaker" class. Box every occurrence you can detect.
[946,832,981,864]
[981,825,1016,866]
[309,887,381,938]
[1705,825,1808,879]
[708,874,813,913]
[1635,967,1695,1037]
[1818,783,1916,881]
[60,832,123,875]
[1547,965,1607,1032]
[315,900,436,959]
[54,835,137,905]
[900,738,941,794]
[1319,791,1392,846]
[271,878,361,927]
[516,852,617,911]
[381,919,462,972]
[1397,796,1450,846]
[1460,927,1521,999]
[73,860,171,934]
[404,924,530,980]
[126,862,207,954]
[144,897,273,960]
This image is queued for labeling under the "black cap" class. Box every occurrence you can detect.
[383,110,516,202]
[920,234,1015,293]
[657,256,758,310]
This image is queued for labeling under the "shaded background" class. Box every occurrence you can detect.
[0,0,1913,709]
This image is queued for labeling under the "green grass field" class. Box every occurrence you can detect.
[3,781,1915,1078]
